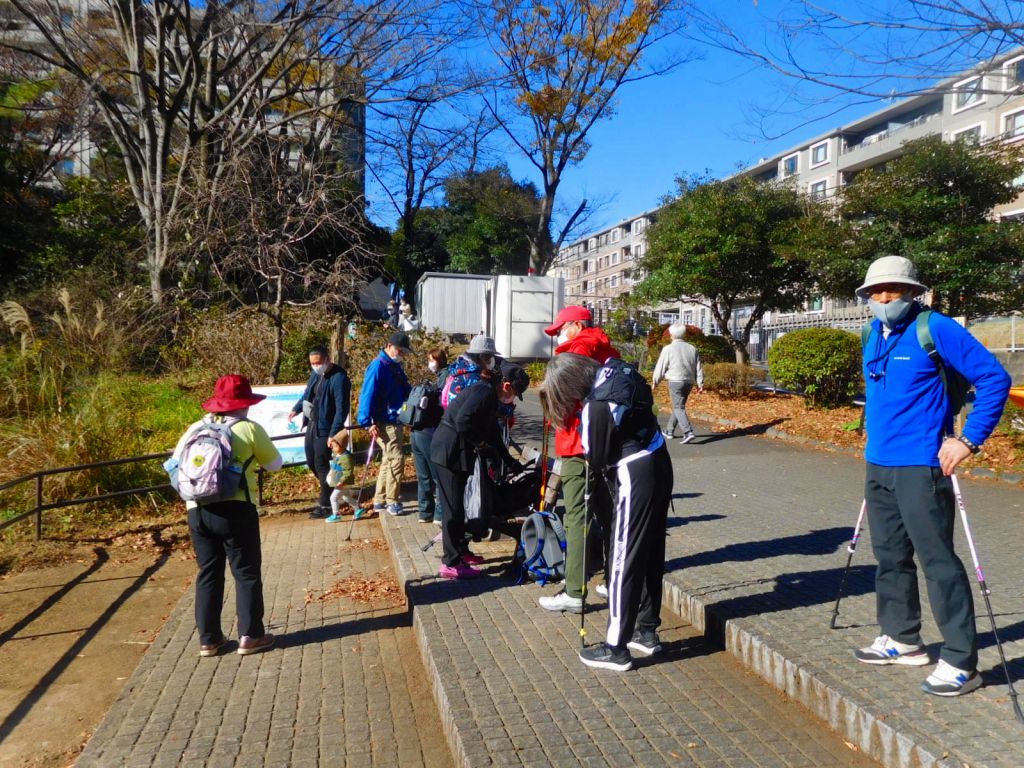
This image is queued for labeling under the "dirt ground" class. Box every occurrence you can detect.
[0,535,196,767]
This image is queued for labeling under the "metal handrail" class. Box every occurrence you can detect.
[0,432,323,539]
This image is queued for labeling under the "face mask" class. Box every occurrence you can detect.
[428,361,438,373]
[481,355,496,371]
[497,399,516,415]
[311,363,327,376]
[868,297,913,327]
[556,328,570,346]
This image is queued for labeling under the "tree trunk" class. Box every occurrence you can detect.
[530,189,556,275]
[269,274,285,384]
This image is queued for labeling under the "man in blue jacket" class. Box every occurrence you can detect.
[289,345,351,519]
[853,256,1011,697]
[357,331,413,516]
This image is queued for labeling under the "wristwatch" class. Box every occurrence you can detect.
[956,435,980,454]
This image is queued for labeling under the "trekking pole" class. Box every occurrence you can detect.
[420,530,443,552]
[580,458,590,649]
[951,474,1024,723]
[538,419,550,511]
[830,499,867,630]
[345,437,376,542]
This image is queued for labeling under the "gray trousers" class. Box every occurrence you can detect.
[665,381,694,437]
[865,463,977,670]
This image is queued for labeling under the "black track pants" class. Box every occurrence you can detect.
[605,445,673,649]
[433,461,470,567]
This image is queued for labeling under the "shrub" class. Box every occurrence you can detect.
[768,327,862,409]
[688,334,735,364]
[702,363,766,397]
[523,361,546,387]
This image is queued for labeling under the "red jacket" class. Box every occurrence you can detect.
[552,327,620,457]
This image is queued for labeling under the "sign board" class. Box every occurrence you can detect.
[250,385,307,466]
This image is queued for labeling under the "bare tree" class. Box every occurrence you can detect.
[695,2,1024,105]
[1,0,467,304]
[476,0,691,275]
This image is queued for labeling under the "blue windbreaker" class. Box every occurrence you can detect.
[357,350,411,426]
[863,304,1010,467]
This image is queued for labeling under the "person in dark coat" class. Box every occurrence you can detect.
[430,341,527,579]
[289,345,351,519]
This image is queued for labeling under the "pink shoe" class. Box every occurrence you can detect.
[439,562,481,579]
[461,551,485,565]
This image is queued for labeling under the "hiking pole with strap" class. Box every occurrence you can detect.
[346,437,377,542]
[538,418,550,511]
[830,499,867,630]
[951,474,1024,723]
[421,530,443,552]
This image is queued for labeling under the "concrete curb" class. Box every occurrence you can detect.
[659,579,956,768]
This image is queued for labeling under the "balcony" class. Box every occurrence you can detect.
[838,113,941,172]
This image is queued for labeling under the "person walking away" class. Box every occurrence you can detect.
[357,331,413,516]
[289,345,351,519]
[411,348,449,524]
[172,375,283,657]
[538,306,619,614]
[430,337,526,579]
[853,255,1010,696]
[540,354,672,671]
[652,323,703,443]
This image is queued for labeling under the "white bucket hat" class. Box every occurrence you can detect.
[467,334,498,356]
[855,255,928,299]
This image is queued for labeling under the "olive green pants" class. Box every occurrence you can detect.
[560,456,589,599]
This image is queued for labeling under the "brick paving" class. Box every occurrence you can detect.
[78,515,452,768]
[78,389,1024,768]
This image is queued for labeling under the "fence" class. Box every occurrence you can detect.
[0,434,336,540]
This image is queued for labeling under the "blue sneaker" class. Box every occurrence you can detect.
[386,502,404,516]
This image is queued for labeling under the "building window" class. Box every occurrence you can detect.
[954,76,984,111]
[952,124,983,145]
[1005,109,1024,139]
[1005,57,1024,90]
[632,218,646,234]
[610,275,619,288]
[611,252,620,266]
[782,153,799,178]
[58,159,75,175]
[810,141,828,167]
[809,179,827,200]
[611,228,620,243]
[807,296,824,312]
[587,238,596,250]
[634,243,643,259]
[582,280,589,293]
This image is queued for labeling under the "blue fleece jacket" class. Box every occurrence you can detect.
[863,303,1010,467]
[357,350,411,427]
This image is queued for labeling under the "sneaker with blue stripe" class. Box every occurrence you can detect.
[854,634,930,666]
[921,660,982,697]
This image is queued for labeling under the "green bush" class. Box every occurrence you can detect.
[523,361,546,387]
[768,327,861,409]
[702,363,766,397]
[689,334,735,364]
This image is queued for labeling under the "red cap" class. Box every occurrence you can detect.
[544,305,592,336]
[202,374,266,413]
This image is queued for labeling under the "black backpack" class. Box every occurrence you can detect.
[398,382,443,429]
[585,357,658,445]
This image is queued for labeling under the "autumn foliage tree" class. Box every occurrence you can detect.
[480,0,689,274]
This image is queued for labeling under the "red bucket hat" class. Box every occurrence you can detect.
[202,374,266,413]
[544,305,592,336]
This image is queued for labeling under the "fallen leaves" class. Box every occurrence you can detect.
[306,570,404,607]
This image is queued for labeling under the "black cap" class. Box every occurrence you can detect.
[388,331,413,354]
[499,361,530,400]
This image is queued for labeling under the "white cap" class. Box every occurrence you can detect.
[855,255,927,299]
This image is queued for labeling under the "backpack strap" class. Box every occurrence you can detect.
[860,322,872,350]
[915,308,953,401]
[218,416,255,504]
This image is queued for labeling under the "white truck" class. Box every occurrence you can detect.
[416,272,565,360]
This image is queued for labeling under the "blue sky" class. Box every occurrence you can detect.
[366,2,1015,238]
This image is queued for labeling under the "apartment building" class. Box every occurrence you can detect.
[555,48,1024,358]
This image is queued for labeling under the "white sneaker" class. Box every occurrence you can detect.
[661,431,674,441]
[539,590,583,614]
[679,433,696,444]
[853,634,930,666]
[595,583,608,598]
[921,660,982,697]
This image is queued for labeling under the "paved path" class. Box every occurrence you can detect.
[77,516,452,768]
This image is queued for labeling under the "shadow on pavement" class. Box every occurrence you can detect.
[665,527,852,571]
[667,513,724,530]
[696,418,789,444]
[280,610,410,648]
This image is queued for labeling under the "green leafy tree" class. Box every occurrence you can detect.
[829,136,1024,319]
[634,175,834,364]
[436,166,539,274]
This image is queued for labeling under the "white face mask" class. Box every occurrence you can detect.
[428,361,439,373]
[556,328,570,346]
[482,355,497,371]
[311,363,327,376]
